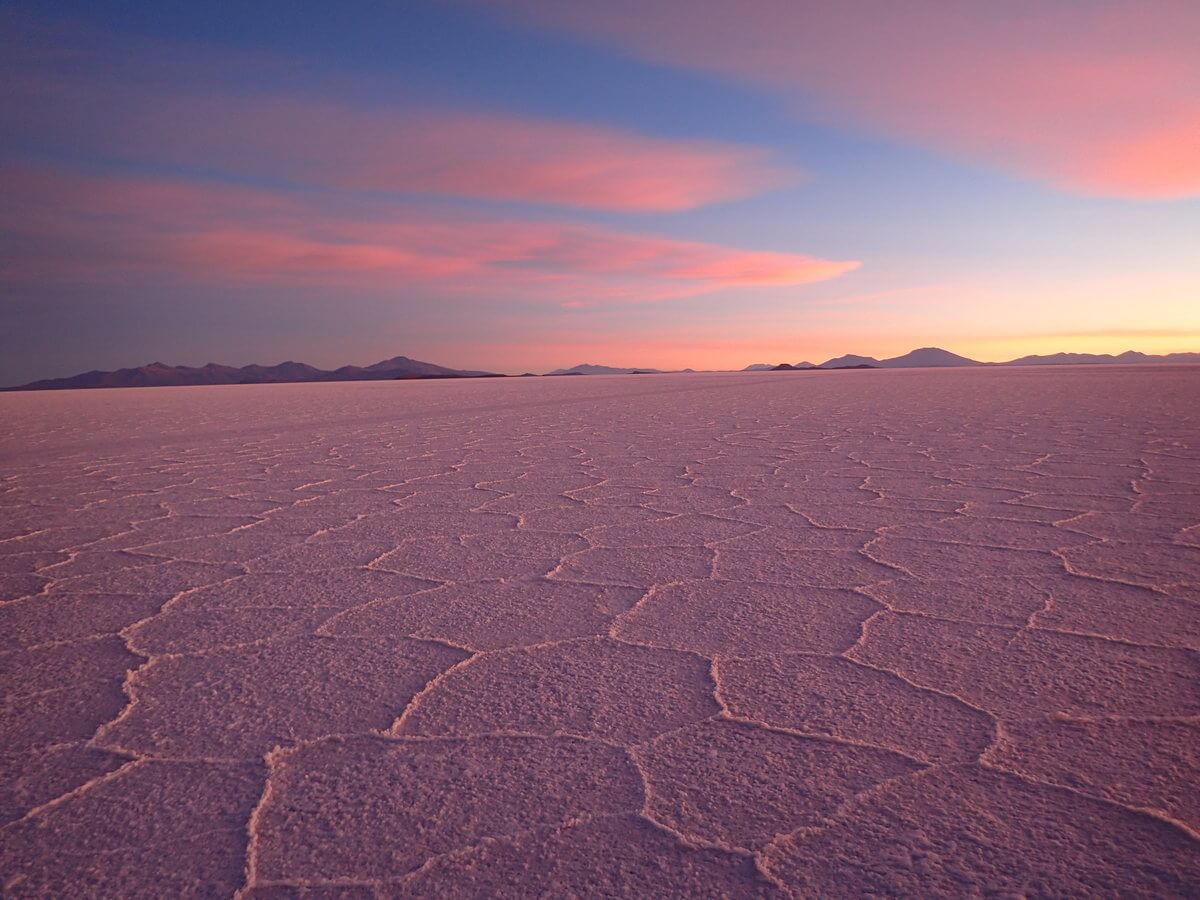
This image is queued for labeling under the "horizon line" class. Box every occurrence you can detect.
[7,345,1200,392]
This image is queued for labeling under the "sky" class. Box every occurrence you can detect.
[1,0,1198,383]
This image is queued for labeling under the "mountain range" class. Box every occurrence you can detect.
[4,356,498,392]
[547,364,696,376]
[742,347,1200,371]
[7,346,1199,392]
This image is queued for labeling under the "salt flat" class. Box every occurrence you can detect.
[1,367,1198,897]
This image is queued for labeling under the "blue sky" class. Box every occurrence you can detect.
[2,1,1197,383]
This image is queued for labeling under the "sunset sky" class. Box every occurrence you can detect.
[2,1,1198,382]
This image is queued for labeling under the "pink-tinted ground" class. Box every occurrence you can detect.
[0,367,1198,897]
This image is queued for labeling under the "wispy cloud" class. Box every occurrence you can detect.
[1,18,794,213]
[0,166,857,301]
[485,0,1200,199]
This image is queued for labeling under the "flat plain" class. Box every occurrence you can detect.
[1,366,1198,897]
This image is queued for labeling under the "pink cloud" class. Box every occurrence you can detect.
[334,111,794,212]
[0,166,857,300]
[485,0,1200,199]
[134,102,794,213]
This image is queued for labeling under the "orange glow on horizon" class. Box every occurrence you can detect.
[420,330,1200,376]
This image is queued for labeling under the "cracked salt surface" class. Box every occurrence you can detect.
[0,367,1197,897]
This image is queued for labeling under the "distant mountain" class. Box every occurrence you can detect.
[770,362,881,372]
[17,344,1197,392]
[748,346,1200,372]
[238,361,326,382]
[819,354,882,368]
[548,364,667,375]
[1002,350,1200,366]
[5,355,499,391]
[879,347,983,368]
[328,355,494,381]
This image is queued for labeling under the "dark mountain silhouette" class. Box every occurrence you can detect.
[879,347,983,368]
[772,362,883,372]
[12,345,1199,392]
[6,356,499,391]
[237,361,326,382]
[1002,350,1200,366]
[326,355,495,381]
[750,347,1199,372]
[819,353,881,368]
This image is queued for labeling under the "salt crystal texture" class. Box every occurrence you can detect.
[1,367,1197,895]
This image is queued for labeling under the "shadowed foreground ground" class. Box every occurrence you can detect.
[1,367,1198,897]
